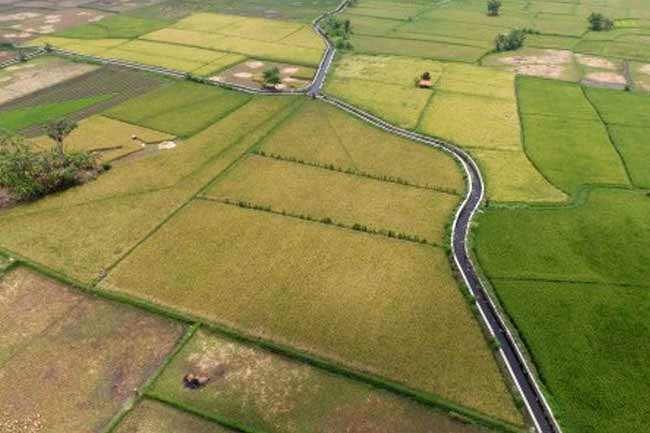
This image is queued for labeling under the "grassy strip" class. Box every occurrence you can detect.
[103,323,201,433]
[253,150,460,195]
[198,196,436,246]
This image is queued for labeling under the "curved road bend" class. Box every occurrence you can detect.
[13,3,561,432]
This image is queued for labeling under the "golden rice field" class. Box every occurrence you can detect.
[204,154,459,244]
[149,328,508,433]
[103,200,522,425]
[32,115,174,162]
[260,100,465,192]
[0,97,298,281]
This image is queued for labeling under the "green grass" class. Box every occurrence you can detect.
[0,94,112,132]
[584,86,650,127]
[609,126,650,188]
[475,188,650,286]
[104,201,523,425]
[518,77,629,194]
[149,328,504,433]
[55,15,170,39]
[474,188,650,433]
[105,81,251,137]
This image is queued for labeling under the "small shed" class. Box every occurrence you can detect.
[418,79,433,88]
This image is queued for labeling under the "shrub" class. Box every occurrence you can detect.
[0,133,97,201]
[495,29,525,52]
[487,0,502,16]
[263,67,281,87]
[588,12,614,31]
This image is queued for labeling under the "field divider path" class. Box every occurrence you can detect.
[6,3,562,433]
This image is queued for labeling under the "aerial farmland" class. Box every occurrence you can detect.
[0,0,648,433]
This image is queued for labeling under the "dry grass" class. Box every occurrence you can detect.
[418,91,521,151]
[104,201,522,424]
[31,115,174,161]
[150,329,509,433]
[114,400,231,433]
[260,100,465,192]
[0,267,184,433]
[205,155,459,244]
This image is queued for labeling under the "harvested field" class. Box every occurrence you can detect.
[130,0,341,22]
[56,14,169,38]
[105,81,251,137]
[208,59,312,90]
[482,48,580,82]
[32,115,175,161]
[0,8,108,42]
[0,97,296,281]
[0,56,97,106]
[114,400,233,433]
[205,154,459,244]
[1,64,168,135]
[259,100,465,193]
[150,329,505,433]
[104,200,523,425]
[0,267,185,433]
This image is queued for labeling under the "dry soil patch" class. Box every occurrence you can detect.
[210,59,312,90]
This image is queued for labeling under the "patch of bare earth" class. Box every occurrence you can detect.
[209,60,310,90]
[498,49,573,79]
[575,54,616,70]
[639,64,650,75]
[0,59,97,105]
[0,268,185,433]
[583,71,627,88]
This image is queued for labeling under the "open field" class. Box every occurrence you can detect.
[104,201,522,425]
[32,115,175,161]
[204,154,459,244]
[0,97,296,281]
[105,81,251,137]
[150,328,505,433]
[130,0,341,22]
[0,93,112,131]
[474,188,650,433]
[56,14,170,38]
[0,267,185,433]
[259,99,465,193]
[114,399,234,433]
[0,57,97,106]
[518,77,629,194]
[326,54,565,203]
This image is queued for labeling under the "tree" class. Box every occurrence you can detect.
[495,29,526,52]
[487,0,502,16]
[263,67,281,88]
[344,19,351,34]
[588,12,613,31]
[421,71,431,81]
[45,118,77,161]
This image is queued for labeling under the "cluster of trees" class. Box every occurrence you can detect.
[323,17,353,50]
[588,12,614,31]
[263,67,281,87]
[487,0,502,16]
[495,29,526,51]
[0,119,101,202]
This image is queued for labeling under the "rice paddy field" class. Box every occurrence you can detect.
[102,201,522,426]
[0,267,185,433]
[149,328,507,433]
[325,54,566,203]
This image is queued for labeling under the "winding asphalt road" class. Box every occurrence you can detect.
[11,3,561,432]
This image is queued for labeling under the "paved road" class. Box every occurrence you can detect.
[8,4,562,432]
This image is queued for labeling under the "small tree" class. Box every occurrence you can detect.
[588,12,614,31]
[263,67,281,88]
[495,29,526,52]
[45,118,77,161]
[421,71,431,81]
[487,0,502,16]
